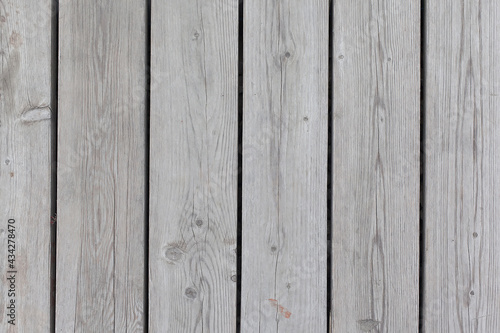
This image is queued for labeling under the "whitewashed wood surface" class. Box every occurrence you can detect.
[332,0,420,332]
[149,0,239,331]
[56,1,146,331]
[0,0,53,331]
[241,0,329,331]
[424,0,500,331]
[0,0,497,331]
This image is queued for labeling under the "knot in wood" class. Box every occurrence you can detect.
[185,287,197,299]
[164,246,184,263]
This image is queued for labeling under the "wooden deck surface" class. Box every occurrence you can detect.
[0,0,499,332]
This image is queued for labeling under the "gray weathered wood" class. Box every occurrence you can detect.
[331,0,420,331]
[149,0,238,331]
[56,1,146,331]
[423,0,500,331]
[241,0,329,331]
[0,0,52,330]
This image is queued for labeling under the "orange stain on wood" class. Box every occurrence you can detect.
[268,299,292,319]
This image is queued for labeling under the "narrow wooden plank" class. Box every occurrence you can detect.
[0,0,52,330]
[149,0,238,331]
[423,0,500,330]
[331,0,420,331]
[56,1,146,331]
[241,0,329,331]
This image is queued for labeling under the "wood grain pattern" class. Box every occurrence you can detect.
[241,0,329,331]
[0,0,52,331]
[149,0,238,331]
[56,1,146,331]
[331,0,420,331]
[423,0,500,331]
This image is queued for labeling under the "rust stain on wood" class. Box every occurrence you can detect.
[268,299,292,319]
[9,31,22,48]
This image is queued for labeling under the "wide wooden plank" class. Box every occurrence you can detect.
[331,0,420,331]
[56,1,146,331]
[423,0,500,330]
[149,0,238,331]
[0,0,53,330]
[241,0,329,331]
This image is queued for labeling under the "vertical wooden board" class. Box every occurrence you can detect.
[0,0,52,330]
[424,0,500,331]
[331,0,420,332]
[149,0,238,331]
[56,1,146,331]
[241,0,329,331]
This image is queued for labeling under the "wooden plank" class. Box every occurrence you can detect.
[149,0,238,331]
[56,1,146,331]
[331,0,420,331]
[423,0,500,330]
[241,0,329,331]
[0,0,53,330]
